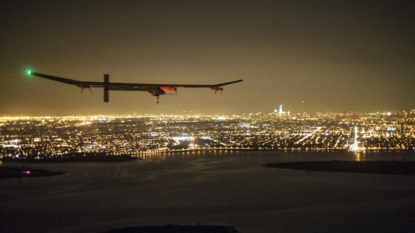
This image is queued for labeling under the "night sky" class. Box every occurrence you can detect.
[1,0,414,115]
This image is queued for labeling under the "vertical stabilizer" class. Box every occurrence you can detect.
[104,74,109,102]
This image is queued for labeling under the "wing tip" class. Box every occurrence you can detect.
[218,79,243,86]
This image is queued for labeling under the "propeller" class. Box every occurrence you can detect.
[81,86,93,94]
[77,83,92,94]
[214,88,224,95]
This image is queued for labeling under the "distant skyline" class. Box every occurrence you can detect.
[1,0,414,115]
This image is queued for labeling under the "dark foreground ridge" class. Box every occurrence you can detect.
[265,160,415,176]
[97,224,239,233]
[0,166,64,179]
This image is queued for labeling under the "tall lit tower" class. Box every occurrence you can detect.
[352,126,359,152]
[279,104,283,115]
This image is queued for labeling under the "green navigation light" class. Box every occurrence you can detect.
[27,70,32,75]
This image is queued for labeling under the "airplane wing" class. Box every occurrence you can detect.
[27,71,242,103]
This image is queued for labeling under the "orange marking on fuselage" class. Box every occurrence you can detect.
[160,86,177,91]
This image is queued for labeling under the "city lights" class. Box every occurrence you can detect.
[1,110,415,161]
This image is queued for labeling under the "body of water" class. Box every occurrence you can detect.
[1,150,415,233]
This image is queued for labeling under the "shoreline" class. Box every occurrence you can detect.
[2,148,414,163]
[137,147,415,154]
[1,153,137,163]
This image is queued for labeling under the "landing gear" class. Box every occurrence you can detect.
[156,95,159,104]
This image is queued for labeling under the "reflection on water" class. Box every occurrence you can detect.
[355,152,362,161]
[140,149,415,163]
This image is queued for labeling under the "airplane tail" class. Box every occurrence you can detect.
[104,74,109,102]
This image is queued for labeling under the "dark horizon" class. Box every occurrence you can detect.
[1,0,414,115]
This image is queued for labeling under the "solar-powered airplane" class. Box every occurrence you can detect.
[26,71,242,103]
